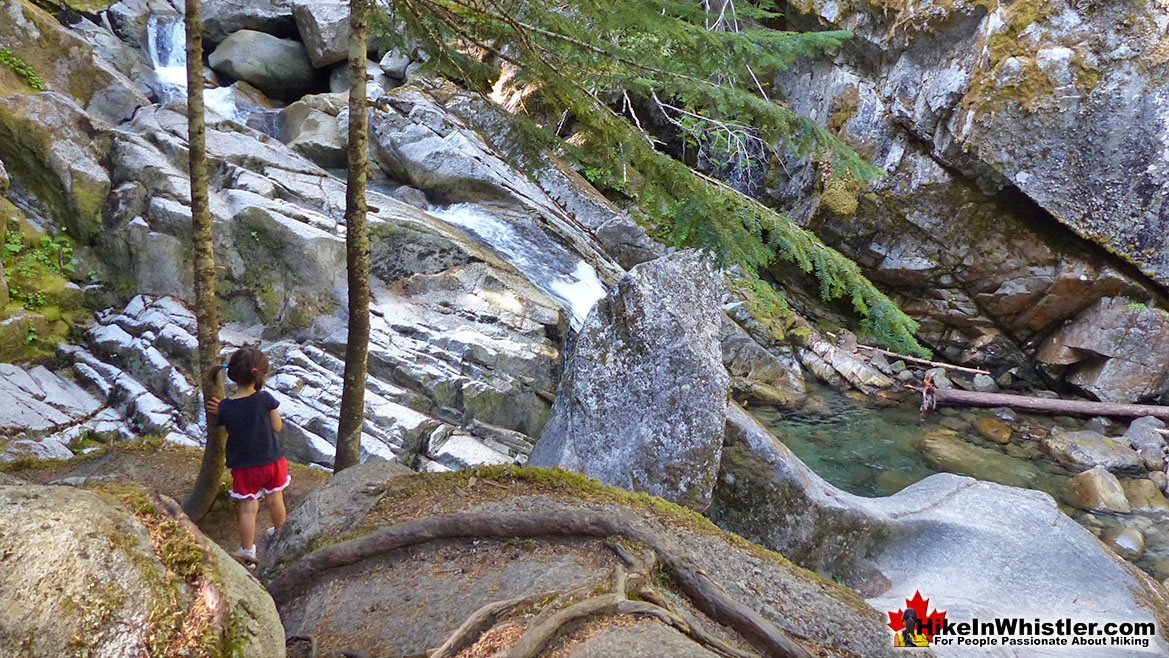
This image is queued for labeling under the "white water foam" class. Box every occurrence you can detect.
[426,203,607,329]
[144,13,247,122]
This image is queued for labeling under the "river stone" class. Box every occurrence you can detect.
[530,251,729,511]
[1065,467,1130,514]
[1119,479,1169,514]
[1125,416,1168,472]
[328,59,390,101]
[1041,430,1145,474]
[0,485,283,657]
[292,0,349,68]
[208,30,316,100]
[974,417,1011,444]
[970,373,999,393]
[1100,527,1145,561]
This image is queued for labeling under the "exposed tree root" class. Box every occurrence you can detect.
[430,591,555,658]
[267,511,813,658]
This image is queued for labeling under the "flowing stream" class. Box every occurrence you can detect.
[144,13,249,122]
[424,202,607,330]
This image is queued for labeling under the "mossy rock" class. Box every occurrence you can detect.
[0,483,285,657]
[0,310,51,361]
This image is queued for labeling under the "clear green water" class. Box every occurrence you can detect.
[751,386,1073,500]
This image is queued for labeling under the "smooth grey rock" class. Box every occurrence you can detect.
[378,48,411,79]
[1041,430,1145,474]
[292,0,349,68]
[371,80,656,274]
[1066,466,1130,514]
[258,460,414,580]
[531,251,729,511]
[208,30,315,100]
[709,406,1169,658]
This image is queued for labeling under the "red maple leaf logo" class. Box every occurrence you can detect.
[887,590,947,642]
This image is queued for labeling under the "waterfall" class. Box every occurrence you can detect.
[426,203,607,329]
[143,13,246,122]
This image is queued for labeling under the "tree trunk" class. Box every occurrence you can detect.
[334,0,371,473]
[929,386,1169,420]
[181,0,228,521]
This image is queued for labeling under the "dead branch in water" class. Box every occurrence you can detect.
[917,379,1169,420]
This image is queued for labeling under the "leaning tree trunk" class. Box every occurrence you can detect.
[181,0,228,520]
[334,0,371,473]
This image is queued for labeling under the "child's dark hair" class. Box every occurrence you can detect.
[208,347,270,390]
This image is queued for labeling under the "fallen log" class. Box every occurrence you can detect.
[928,385,1169,420]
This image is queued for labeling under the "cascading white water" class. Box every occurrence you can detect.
[426,203,607,329]
[143,13,246,122]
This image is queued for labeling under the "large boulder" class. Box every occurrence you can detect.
[0,484,284,657]
[709,406,1169,657]
[201,0,295,46]
[1038,299,1169,403]
[292,0,349,68]
[262,466,897,658]
[278,99,345,168]
[208,30,316,100]
[530,251,730,511]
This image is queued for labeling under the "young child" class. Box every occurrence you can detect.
[204,347,289,564]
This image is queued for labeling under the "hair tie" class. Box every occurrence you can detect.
[221,364,229,370]
[251,368,258,373]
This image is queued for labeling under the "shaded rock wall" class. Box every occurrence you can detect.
[766,0,1169,401]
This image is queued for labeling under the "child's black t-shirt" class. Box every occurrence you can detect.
[213,390,284,469]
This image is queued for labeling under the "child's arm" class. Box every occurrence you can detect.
[270,408,283,433]
[204,397,221,422]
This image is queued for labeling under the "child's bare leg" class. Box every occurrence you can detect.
[238,498,260,549]
[265,490,286,530]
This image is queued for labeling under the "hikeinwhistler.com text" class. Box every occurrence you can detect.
[920,617,1157,648]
